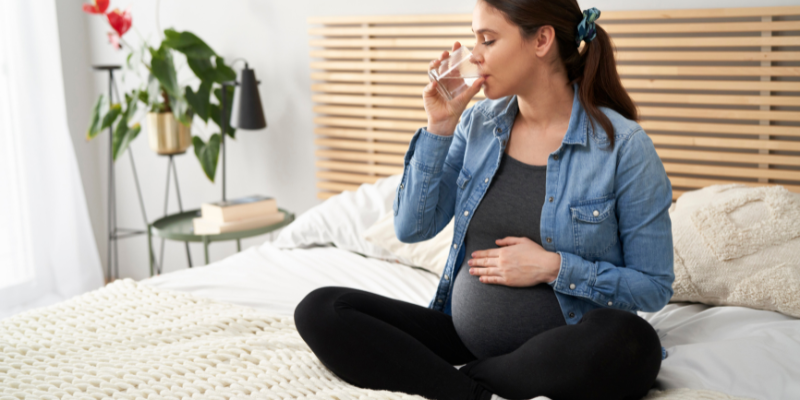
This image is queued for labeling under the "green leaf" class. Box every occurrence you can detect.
[149,45,181,99]
[125,89,139,121]
[138,90,149,105]
[86,94,106,140]
[193,134,221,182]
[100,103,122,132]
[163,29,216,59]
[214,57,236,82]
[185,81,211,122]
[112,116,141,161]
[187,57,216,83]
[209,102,236,139]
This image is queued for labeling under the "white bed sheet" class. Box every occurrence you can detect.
[140,242,800,400]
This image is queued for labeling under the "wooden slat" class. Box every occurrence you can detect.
[631,93,800,107]
[316,160,404,175]
[315,138,409,153]
[655,148,800,166]
[317,192,338,200]
[316,150,405,164]
[311,83,426,95]
[621,79,800,92]
[314,117,422,131]
[311,61,800,77]
[309,37,800,48]
[668,176,800,193]
[316,171,384,185]
[314,104,800,123]
[313,94,423,107]
[317,181,362,193]
[309,21,800,37]
[314,105,428,120]
[307,6,800,24]
[311,50,800,62]
[310,73,800,93]
[640,121,800,138]
[600,6,800,19]
[639,106,800,123]
[650,134,800,151]
[315,127,414,142]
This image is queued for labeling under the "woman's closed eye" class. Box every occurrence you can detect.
[482,40,495,46]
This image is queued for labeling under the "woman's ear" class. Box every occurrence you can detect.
[533,25,557,59]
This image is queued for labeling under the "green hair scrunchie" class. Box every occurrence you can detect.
[576,7,601,46]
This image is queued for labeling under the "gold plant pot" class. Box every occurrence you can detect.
[147,112,192,155]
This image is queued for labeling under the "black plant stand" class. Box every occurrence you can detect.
[92,64,158,283]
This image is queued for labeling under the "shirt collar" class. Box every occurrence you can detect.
[475,82,588,147]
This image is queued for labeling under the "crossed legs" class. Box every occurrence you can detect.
[294,286,661,400]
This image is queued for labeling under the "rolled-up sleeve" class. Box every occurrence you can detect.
[394,108,474,243]
[548,129,675,313]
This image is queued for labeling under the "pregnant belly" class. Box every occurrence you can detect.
[451,260,566,359]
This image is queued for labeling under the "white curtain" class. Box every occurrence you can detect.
[0,0,103,320]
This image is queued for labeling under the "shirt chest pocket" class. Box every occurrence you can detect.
[569,195,619,258]
[456,168,472,190]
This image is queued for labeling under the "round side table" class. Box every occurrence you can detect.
[147,208,295,276]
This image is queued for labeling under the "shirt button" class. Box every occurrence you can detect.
[464,211,469,216]
[569,312,575,318]
[569,283,576,290]
[608,301,613,306]
[437,299,443,303]
[554,155,559,160]
[484,178,489,183]
[400,184,404,189]
[445,275,449,280]
[593,210,599,217]
[496,127,501,133]
[453,243,457,249]
[549,196,554,202]
[546,237,552,243]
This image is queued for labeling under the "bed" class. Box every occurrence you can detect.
[2,5,800,400]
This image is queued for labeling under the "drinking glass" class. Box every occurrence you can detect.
[427,46,481,101]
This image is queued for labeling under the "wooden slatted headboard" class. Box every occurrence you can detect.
[308,6,800,201]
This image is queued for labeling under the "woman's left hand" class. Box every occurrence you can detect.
[468,237,561,287]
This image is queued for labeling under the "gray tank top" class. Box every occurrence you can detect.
[451,152,566,359]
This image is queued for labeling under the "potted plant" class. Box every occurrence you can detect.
[83,0,236,181]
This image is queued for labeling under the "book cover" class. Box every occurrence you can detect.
[201,195,278,223]
[193,212,285,235]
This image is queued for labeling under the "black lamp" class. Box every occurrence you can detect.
[220,62,267,203]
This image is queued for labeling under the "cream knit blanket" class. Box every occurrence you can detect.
[0,279,753,400]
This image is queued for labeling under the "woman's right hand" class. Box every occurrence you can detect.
[423,41,486,137]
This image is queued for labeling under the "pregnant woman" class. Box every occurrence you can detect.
[295,0,674,399]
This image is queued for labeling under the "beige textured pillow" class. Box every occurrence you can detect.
[361,211,453,276]
[669,184,800,318]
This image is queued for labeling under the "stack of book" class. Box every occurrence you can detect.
[192,195,284,235]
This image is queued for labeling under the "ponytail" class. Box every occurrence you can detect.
[575,24,637,148]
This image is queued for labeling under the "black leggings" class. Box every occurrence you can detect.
[294,286,662,400]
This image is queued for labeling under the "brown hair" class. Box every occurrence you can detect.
[480,0,637,148]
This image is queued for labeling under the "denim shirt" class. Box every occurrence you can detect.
[393,83,674,360]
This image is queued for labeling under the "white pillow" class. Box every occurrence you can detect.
[271,174,411,263]
[669,184,800,318]
[362,210,454,276]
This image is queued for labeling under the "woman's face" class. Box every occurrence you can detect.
[471,1,555,99]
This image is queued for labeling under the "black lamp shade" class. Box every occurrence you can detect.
[234,65,267,130]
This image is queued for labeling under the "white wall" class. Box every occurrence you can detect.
[56,0,799,282]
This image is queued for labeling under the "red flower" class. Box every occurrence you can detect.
[108,32,121,50]
[82,0,109,14]
[107,8,132,37]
